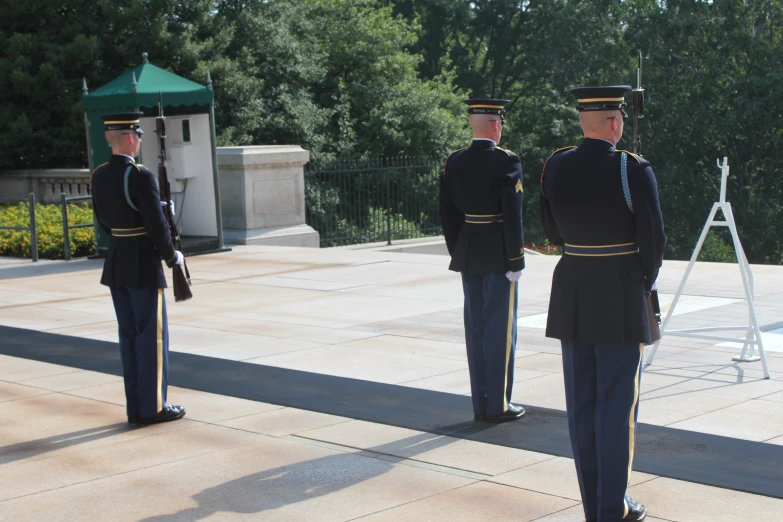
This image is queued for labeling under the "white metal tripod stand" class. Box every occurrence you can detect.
[644,157,770,379]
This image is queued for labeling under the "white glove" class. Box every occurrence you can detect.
[506,270,522,282]
[161,200,175,216]
[174,251,185,267]
[651,277,659,291]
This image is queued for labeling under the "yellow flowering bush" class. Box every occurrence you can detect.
[0,203,95,259]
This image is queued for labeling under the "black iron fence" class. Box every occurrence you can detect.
[305,156,443,247]
[60,193,94,260]
[0,193,38,262]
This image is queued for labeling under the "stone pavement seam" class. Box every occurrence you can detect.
[206,412,351,435]
[1,422,208,471]
[57,389,135,409]
[484,477,593,505]
[641,393,756,427]
[280,434,373,454]
[373,454,490,481]
[173,317,385,344]
[527,499,677,522]
[44,320,116,333]
[12,374,120,394]
[0,385,55,404]
[3,367,83,384]
[395,368,478,386]
[0,430,259,503]
[344,482,480,522]
[291,433,497,479]
[0,294,107,311]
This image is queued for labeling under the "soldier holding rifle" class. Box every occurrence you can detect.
[91,112,186,425]
[540,83,665,521]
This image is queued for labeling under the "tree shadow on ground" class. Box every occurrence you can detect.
[141,421,494,521]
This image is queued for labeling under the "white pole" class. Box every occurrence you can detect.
[718,157,728,203]
[724,203,770,378]
[645,203,718,366]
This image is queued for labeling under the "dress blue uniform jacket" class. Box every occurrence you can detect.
[91,155,177,289]
[439,140,525,273]
[540,138,666,344]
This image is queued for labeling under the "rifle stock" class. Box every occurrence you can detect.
[157,93,192,302]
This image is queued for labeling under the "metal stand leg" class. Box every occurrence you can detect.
[645,158,769,379]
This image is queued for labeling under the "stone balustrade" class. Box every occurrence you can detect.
[0,169,92,204]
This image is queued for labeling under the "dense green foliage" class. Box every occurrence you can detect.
[0,203,95,259]
[389,0,783,262]
[1,0,781,261]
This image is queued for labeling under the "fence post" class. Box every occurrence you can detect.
[385,158,392,245]
[61,193,71,261]
[29,192,38,262]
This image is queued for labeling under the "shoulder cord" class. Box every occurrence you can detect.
[621,152,633,213]
[123,166,140,212]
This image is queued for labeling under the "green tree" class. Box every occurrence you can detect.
[625,0,783,263]
[1,0,468,169]
[385,0,636,242]
[391,0,783,259]
[0,0,215,169]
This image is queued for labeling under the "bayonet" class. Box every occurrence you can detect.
[632,51,644,155]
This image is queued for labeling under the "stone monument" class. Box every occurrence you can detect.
[217,145,319,247]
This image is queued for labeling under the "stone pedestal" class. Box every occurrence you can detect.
[217,145,319,247]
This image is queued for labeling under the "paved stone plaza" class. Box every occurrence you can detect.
[1,244,782,521]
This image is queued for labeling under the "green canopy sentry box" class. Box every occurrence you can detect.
[83,53,225,256]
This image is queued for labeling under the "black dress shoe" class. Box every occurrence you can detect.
[482,403,525,423]
[473,413,485,421]
[137,404,186,425]
[128,416,140,425]
[622,497,647,521]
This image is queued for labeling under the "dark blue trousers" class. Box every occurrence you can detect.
[110,287,169,418]
[462,272,518,417]
[561,342,643,522]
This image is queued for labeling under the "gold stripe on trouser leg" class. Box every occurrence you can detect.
[156,289,163,413]
[624,343,644,517]
[502,281,516,412]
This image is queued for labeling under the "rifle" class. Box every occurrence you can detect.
[156,92,193,302]
[631,52,661,336]
[632,50,644,156]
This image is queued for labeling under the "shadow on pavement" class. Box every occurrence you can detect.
[0,423,134,465]
[0,258,103,281]
[141,422,495,521]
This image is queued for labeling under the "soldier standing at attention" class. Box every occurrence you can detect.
[439,98,526,424]
[91,112,186,425]
[540,86,666,522]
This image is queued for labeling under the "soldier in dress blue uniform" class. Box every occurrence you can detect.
[91,112,186,425]
[540,86,666,522]
[439,98,526,423]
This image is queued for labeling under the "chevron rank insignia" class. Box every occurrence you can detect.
[515,179,523,193]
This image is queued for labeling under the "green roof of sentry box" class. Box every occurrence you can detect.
[83,58,213,112]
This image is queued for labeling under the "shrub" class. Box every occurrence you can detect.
[0,202,95,259]
[697,232,736,263]
[526,240,561,255]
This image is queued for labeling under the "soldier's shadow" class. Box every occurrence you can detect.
[141,421,491,521]
[0,423,131,465]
